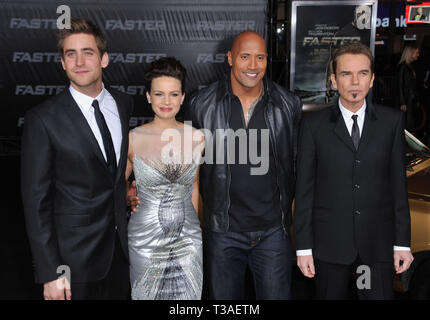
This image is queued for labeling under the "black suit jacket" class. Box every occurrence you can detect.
[396,61,417,108]
[293,101,410,265]
[21,87,133,283]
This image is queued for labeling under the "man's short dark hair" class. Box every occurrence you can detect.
[144,57,187,93]
[332,42,374,75]
[57,18,107,57]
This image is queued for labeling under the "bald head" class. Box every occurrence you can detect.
[231,30,267,55]
[228,30,267,93]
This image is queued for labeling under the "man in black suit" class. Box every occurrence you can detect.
[294,42,414,299]
[21,18,133,300]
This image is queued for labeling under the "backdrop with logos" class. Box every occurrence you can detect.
[0,0,267,137]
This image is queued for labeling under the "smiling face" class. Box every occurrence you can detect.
[228,32,267,92]
[61,33,108,97]
[146,76,185,121]
[331,53,374,112]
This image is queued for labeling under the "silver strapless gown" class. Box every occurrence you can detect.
[128,156,203,300]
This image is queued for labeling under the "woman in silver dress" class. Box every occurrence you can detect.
[125,57,204,300]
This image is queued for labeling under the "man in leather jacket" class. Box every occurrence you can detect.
[184,31,302,299]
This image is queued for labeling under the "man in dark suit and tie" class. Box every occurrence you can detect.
[21,18,133,300]
[293,42,414,299]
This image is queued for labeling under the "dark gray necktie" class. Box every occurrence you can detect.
[91,99,117,178]
[351,114,360,150]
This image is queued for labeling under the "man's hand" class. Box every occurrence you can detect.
[394,250,414,274]
[400,104,407,112]
[126,180,140,214]
[297,255,316,278]
[43,278,71,300]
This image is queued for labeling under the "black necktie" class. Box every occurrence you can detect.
[351,114,360,150]
[91,99,117,178]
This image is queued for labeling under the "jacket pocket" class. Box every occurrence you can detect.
[54,214,91,227]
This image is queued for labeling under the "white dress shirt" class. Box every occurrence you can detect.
[69,84,122,165]
[296,100,410,257]
[339,99,366,138]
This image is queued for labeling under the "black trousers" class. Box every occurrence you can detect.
[315,256,394,300]
[71,233,130,300]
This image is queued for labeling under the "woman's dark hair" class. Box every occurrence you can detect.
[145,57,187,93]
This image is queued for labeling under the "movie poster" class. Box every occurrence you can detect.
[291,1,377,105]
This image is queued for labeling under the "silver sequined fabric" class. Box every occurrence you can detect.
[128,128,203,300]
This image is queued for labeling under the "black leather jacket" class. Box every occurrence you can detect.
[185,75,302,233]
[396,61,418,107]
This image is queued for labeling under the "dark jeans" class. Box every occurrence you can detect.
[203,225,292,300]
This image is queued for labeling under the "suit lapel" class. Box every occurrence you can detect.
[62,89,110,170]
[331,105,356,153]
[109,89,129,184]
[357,102,378,153]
